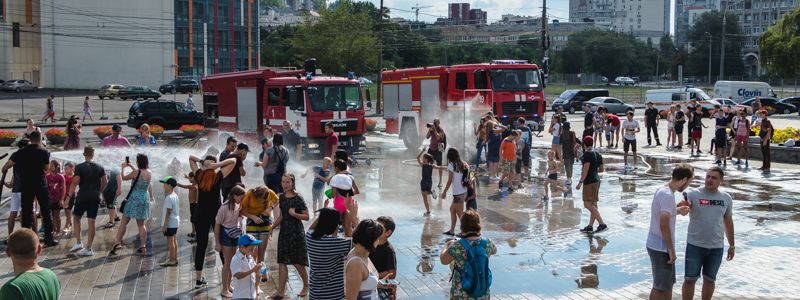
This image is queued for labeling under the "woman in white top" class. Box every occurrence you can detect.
[345,219,383,300]
[666,105,677,148]
[440,148,469,236]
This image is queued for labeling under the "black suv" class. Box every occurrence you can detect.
[159,79,199,94]
[127,100,203,129]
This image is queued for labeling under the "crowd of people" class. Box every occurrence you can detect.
[0,93,758,300]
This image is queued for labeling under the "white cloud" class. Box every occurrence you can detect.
[363,0,569,23]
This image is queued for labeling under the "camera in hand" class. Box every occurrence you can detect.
[426,123,433,128]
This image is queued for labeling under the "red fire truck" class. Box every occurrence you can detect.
[202,68,368,157]
[381,60,546,149]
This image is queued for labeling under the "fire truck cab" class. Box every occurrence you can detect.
[382,60,546,149]
[202,69,368,158]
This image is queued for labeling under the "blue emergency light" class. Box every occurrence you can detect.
[347,72,356,80]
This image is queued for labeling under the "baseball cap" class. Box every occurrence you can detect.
[159,176,177,187]
[237,143,250,152]
[582,136,594,145]
[237,234,262,247]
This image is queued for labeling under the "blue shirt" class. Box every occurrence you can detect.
[311,166,330,190]
[137,135,156,146]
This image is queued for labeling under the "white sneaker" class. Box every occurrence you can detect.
[77,248,94,256]
[69,243,83,252]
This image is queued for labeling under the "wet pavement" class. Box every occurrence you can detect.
[0,130,799,299]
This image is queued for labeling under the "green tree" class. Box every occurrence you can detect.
[687,11,744,77]
[261,25,296,67]
[760,7,800,77]
[553,29,657,79]
[289,0,378,75]
[658,35,677,79]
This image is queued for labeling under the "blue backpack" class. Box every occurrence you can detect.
[457,238,492,297]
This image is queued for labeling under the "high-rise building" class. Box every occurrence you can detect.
[0,0,43,86]
[569,0,670,45]
[469,9,488,25]
[675,0,719,49]
[448,3,470,24]
[5,0,260,89]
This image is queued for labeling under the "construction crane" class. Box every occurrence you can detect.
[411,3,432,22]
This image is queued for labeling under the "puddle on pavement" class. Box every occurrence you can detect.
[352,134,800,296]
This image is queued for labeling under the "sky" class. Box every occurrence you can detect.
[364,0,571,23]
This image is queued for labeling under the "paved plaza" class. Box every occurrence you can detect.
[0,121,798,299]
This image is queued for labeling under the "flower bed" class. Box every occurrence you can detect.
[179,124,205,138]
[45,128,67,144]
[0,130,18,146]
[93,126,113,139]
[752,127,800,144]
[148,124,165,138]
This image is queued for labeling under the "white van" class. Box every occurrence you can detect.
[645,87,718,116]
[713,81,776,103]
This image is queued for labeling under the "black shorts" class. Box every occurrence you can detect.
[72,199,100,219]
[714,129,727,148]
[428,149,443,166]
[515,159,522,173]
[583,128,595,139]
[103,192,117,209]
[420,180,432,193]
[189,203,197,224]
[674,124,684,134]
[67,195,76,210]
[624,139,637,152]
[163,227,178,237]
[547,173,558,180]
[49,201,62,211]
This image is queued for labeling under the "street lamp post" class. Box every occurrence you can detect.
[720,1,740,81]
[706,32,712,84]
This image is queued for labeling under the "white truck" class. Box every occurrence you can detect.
[713,81,776,103]
[645,87,719,117]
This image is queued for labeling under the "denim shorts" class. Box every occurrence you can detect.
[684,243,724,282]
[647,248,676,291]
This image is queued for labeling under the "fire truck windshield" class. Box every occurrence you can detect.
[308,85,363,112]
[490,69,541,91]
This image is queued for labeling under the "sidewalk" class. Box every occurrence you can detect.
[0,119,124,129]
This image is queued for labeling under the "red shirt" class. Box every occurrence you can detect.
[607,114,621,127]
[324,131,339,158]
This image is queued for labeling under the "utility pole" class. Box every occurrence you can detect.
[376,0,384,115]
[541,0,549,78]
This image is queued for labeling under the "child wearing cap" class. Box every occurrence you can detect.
[159,176,180,267]
[231,234,264,300]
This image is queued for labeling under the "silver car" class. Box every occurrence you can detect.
[1,80,38,93]
[585,97,635,115]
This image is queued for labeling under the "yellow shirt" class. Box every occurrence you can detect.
[241,189,279,216]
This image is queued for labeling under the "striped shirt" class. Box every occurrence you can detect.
[305,231,352,300]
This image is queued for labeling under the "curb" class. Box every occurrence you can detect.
[0,120,125,130]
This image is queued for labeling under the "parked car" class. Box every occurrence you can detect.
[97,84,126,99]
[714,98,752,115]
[600,76,609,85]
[1,80,38,92]
[159,79,199,94]
[584,97,635,115]
[741,97,797,115]
[615,76,635,86]
[778,96,800,108]
[631,77,640,84]
[551,89,609,114]
[127,100,203,129]
[119,86,161,100]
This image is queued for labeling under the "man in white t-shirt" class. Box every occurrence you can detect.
[231,234,263,300]
[622,111,640,169]
[646,164,693,299]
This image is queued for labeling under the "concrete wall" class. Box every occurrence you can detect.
[39,0,174,89]
[0,0,42,85]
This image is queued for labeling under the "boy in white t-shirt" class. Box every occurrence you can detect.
[231,234,264,300]
[159,176,180,267]
[622,111,641,169]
